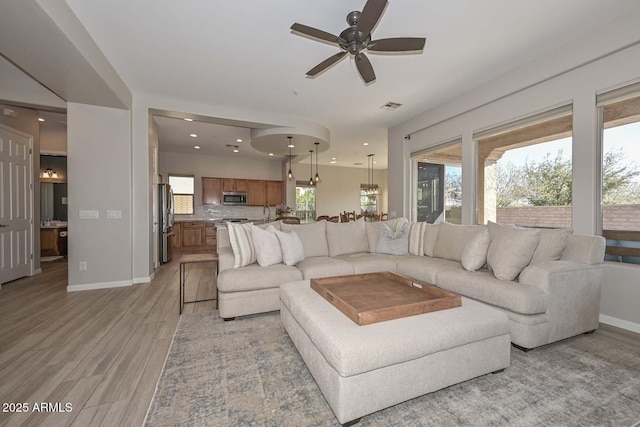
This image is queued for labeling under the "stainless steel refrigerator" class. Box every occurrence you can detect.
[158,183,174,264]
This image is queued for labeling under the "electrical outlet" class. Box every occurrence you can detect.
[79,261,87,271]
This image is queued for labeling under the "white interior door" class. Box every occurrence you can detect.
[0,124,33,285]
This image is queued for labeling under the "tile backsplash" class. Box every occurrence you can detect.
[176,205,271,221]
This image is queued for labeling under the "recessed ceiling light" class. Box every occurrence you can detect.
[190,133,198,138]
[233,149,239,153]
[331,157,336,160]
[38,118,45,122]
[330,160,337,164]
[288,144,295,148]
[184,118,193,122]
[269,153,274,156]
[236,139,243,143]
[194,145,201,149]
[363,142,369,146]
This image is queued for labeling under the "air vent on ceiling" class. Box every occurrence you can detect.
[380,101,402,110]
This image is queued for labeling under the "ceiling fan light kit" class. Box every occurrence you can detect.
[291,0,426,83]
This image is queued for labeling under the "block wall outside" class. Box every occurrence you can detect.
[496,205,640,230]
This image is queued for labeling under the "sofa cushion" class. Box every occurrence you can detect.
[326,218,369,256]
[423,223,440,257]
[281,221,329,258]
[274,229,305,266]
[365,218,408,253]
[376,223,409,255]
[227,222,256,268]
[217,264,303,292]
[436,269,548,315]
[334,253,398,274]
[461,227,491,271]
[530,228,572,264]
[396,256,463,284]
[251,225,282,267]
[433,223,486,262]
[296,257,354,280]
[487,222,540,280]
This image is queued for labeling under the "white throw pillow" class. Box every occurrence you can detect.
[408,222,427,256]
[461,228,491,271]
[281,221,329,257]
[530,228,572,264]
[434,222,486,262]
[274,229,305,266]
[251,225,282,267]
[326,218,369,256]
[365,218,407,253]
[376,223,409,255]
[486,222,540,280]
[226,222,256,268]
[423,223,440,257]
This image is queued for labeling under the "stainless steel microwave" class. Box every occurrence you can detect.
[222,191,247,206]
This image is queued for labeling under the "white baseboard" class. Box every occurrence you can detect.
[31,268,42,276]
[599,314,640,334]
[133,273,154,284]
[67,279,133,292]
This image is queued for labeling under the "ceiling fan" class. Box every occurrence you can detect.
[291,0,426,84]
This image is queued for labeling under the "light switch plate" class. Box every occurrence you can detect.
[79,210,99,219]
[107,210,122,219]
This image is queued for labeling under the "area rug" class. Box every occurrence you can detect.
[145,311,640,426]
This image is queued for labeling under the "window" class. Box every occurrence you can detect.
[295,184,316,223]
[475,106,573,228]
[412,141,462,224]
[169,175,194,215]
[598,85,640,264]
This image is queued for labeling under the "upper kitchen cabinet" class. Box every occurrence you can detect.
[202,177,222,205]
[266,180,284,206]
[246,180,266,206]
[223,178,248,192]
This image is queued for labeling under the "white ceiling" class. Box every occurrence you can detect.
[64,0,640,169]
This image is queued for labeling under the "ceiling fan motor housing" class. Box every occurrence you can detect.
[340,11,370,54]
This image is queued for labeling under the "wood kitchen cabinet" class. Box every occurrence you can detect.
[171,222,182,249]
[182,221,204,247]
[202,177,223,205]
[205,222,217,248]
[266,180,284,206]
[246,180,267,206]
[223,179,248,192]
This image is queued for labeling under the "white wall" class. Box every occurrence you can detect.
[40,126,67,154]
[389,13,640,332]
[291,163,387,217]
[67,103,132,290]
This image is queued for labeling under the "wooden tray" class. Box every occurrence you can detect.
[311,272,461,325]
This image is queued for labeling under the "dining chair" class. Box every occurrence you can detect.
[276,216,301,224]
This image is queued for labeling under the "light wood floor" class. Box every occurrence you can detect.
[0,250,217,427]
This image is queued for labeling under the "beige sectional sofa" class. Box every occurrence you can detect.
[216,218,605,349]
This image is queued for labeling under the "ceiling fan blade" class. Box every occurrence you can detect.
[355,53,376,83]
[356,0,388,38]
[307,51,347,77]
[368,37,426,52]
[291,23,343,45]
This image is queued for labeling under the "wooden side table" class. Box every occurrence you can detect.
[179,253,218,315]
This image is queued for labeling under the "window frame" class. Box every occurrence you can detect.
[168,174,195,216]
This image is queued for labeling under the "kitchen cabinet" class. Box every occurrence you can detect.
[266,180,284,206]
[202,177,223,205]
[171,222,182,249]
[246,180,267,206]
[223,179,248,192]
[182,221,204,247]
[205,222,217,248]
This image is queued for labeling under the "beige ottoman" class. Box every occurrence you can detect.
[280,280,511,425]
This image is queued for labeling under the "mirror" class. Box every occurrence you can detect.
[40,183,68,221]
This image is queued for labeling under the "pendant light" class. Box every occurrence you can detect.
[287,136,294,180]
[314,142,321,183]
[309,150,314,186]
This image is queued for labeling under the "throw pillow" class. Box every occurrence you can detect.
[461,227,491,271]
[326,218,369,256]
[530,228,572,264]
[433,222,486,262]
[376,223,409,255]
[274,229,305,266]
[423,223,440,257]
[365,218,407,253]
[486,222,541,280]
[226,222,256,268]
[251,225,282,267]
[281,220,329,257]
[408,222,427,256]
